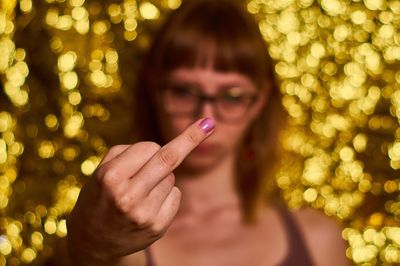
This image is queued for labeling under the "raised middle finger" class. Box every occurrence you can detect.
[129,117,215,196]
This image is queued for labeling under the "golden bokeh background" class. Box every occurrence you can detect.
[1,0,400,265]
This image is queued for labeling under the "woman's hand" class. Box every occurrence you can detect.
[66,118,215,265]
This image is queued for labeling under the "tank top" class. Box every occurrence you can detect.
[145,207,314,266]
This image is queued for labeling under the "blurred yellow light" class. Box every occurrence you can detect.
[45,8,59,26]
[340,147,355,162]
[358,179,372,193]
[14,48,26,61]
[389,1,400,13]
[386,227,400,246]
[7,223,21,238]
[74,18,90,34]
[70,0,85,7]
[71,7,88,20]
[61,71,78,90]
[91,49,104,60]
[81,156,100,176]
[93,20,109,35]
[384,245,400,263]
[44,218,57,235]
[325,197,340,215]
[56,15,73,30]
[379,24,395,39]
[108,4,121,16]
[62,146,78,161]
[369,212,384,227]
[4,20,14,34]
[56,219,67,237]
[20,0,32,13]
[45,114,58,129]
[388,142,400,161]
[6,66,25,87]
[334,24,348,41]
[353,133,367,153]
[277,11,298,34]
[0,236,12,255]
[139,2,160,20]
[105,49,118,64]
[167,0,181,9]
[303,188,318,202]
[303,157,327,185]
[50,37,63,52]
[363,228,377,242]
[379,11,393,24]
[38,141,55,159]
[31,232,43,247]
[9,141,23,156]
[310,42,325,58]
[364,0,386,11]
[64,112,84,138]
[90,70,107,87]
[0,112,12,132]
[21,247,36,263]
[0,12,6,35]
[124,30,137,41]
[321,0,345,16]
[68,91,82,105]
[58,52,77,72]
[384,180,398,193]
[351,10,367,25]
[373,232,386,247]
[352,245,378,263]
[124,18,137,31]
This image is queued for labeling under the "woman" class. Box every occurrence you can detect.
[67,0,349,265]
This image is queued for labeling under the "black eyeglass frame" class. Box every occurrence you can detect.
[158,83,260,123]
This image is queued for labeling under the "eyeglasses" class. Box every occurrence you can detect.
[159,83,259,122]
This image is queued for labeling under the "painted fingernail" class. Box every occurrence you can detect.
[199,118,215,134]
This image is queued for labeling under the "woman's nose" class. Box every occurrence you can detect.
[198,101,217,121]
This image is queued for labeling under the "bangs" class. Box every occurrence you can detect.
[151,0,270,89]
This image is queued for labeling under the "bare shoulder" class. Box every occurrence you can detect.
[292,207,351,266]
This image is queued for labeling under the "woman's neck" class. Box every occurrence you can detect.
[174,154,240,218]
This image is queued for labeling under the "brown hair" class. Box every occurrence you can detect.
[133,0,287,220]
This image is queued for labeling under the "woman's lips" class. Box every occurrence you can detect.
[193,143,218,153]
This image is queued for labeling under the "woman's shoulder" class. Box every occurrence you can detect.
[291,207,351,266]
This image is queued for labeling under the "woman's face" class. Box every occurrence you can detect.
[155,67,268,172]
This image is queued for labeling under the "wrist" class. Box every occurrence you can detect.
[66,219,116,266]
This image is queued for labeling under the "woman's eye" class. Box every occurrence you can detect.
[170,86,194,98]
[221,93,244,103]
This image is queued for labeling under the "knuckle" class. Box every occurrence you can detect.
[149,223,166,238]
[186,130,201,144]
[108,145,125,155]
[130,208,152,228]
[142,142,161,154]
[100,167,121,190]
[164,173,176,188]
[158,147,178,168]
[114,194,133,214]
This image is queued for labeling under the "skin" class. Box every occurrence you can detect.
[155,67,267,174]
[66,67,350,266]
[67,118,215,265]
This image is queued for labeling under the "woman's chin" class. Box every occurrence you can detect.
[178,150,222,174]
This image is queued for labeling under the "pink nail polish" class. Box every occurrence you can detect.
[199,118,215,133]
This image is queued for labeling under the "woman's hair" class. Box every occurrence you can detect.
[133,0,287,220]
